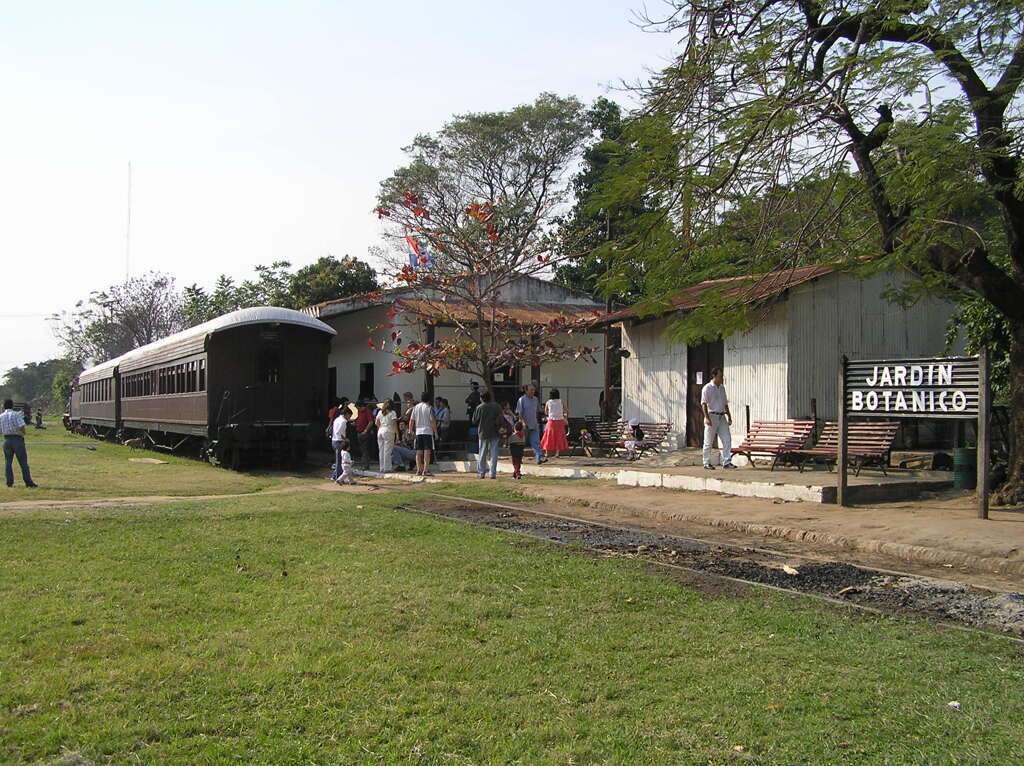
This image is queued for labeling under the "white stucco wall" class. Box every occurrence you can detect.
[723,303,789,444]
[325,309,605,418]
[620,318,689,447]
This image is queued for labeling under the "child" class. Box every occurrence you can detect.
[624,418,645,460]
[506,406,526,479]
[335,438,356,485]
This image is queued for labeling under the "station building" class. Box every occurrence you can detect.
[603,264,959,450]
[302,275,609,419]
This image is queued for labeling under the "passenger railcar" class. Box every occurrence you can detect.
[68,307,337,468]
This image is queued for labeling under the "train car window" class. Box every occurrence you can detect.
[199,359,206,391]
[257,348,281,384]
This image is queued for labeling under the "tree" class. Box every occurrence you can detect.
[596,1,1024,503]
[374,94,599,387]
[52,273,184,364]
[182,257,379,325]
[1,358,80,411]
[288,256,379,308]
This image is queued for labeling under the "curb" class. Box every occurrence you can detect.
[517,488,1024,578]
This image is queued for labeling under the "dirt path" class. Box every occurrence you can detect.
[0,480,395,513]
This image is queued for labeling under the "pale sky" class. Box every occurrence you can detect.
[0,1,679,377]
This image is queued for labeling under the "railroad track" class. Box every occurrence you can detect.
[389,492,1024,646]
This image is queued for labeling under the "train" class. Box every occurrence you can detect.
[67,307,336,468]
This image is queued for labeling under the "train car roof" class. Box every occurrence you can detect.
[78,306,336,383]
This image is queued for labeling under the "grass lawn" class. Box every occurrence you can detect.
[1,419,297,501]
[1,483,1021,765]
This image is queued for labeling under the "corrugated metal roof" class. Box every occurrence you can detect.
[598,264,837,325]
[395,299,605,325]
[77,306,336,382]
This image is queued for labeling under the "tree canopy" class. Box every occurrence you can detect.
[51,272,184,365]
[181,256,379,326]
[0,358,80,412]
[374,94,598,386]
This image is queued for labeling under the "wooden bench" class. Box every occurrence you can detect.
[791,420,899,476]
[731,420,816,470]
[580,420,672,459]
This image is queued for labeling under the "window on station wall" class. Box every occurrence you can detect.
[359,363,374,400]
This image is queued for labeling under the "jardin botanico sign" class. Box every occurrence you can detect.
[845,357,980,418]
[837,354,991,519]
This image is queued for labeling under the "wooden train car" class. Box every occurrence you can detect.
[68,307,336,467]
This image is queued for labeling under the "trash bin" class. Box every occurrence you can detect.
[952,447,977,490]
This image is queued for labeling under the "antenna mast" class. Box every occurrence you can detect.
[125,161,132,279]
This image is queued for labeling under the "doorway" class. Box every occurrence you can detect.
[685,339,724,447]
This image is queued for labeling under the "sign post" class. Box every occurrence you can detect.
[977,348,990,520]
[840,355,989,515]
[838,355,848,507]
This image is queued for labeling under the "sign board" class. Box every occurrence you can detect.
[845,357,979,418]
[838,353,990,519]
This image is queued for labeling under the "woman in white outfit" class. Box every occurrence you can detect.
[375,399,398,472]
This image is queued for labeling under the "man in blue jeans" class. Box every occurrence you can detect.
[2,399,37,488]
[472,389,503,479]
[515,383,546,464]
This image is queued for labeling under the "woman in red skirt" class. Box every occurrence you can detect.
[540,388,570,458]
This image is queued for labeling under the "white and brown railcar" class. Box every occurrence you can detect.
[68,307,336,467]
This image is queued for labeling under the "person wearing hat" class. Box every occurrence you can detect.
[624,418,645,460]
[375,399,398,473]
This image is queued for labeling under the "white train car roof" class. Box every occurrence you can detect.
[78,307,336,384]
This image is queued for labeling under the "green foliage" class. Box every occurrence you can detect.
[182,257,379,326]
[597,1,1024,342]
[0,358,80,412]
[51,273,183,365]
[946,296,1012,403]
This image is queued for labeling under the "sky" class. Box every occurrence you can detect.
[0,0,680,378]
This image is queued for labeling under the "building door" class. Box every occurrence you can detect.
[491,365,520,408]
[327,367,337,401]
[359,363,375,401]
[685,339,724,447]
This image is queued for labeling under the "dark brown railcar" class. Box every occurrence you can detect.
[68,307,335,467]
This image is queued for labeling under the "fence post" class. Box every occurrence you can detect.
[978,347,990,520]
[837,355,848,507]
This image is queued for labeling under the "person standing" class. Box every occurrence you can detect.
[355,401,376,470]
[375,399,398,473]
[464,381,481,419]
[433,397,451,444]
[409,392,437,477]
[328,406,351,482]
[3,399,37,488]
[515,383,546,465]
[701,367,735,469]
[502,401,526,479]
[472,390,504,479]
[540,388,569,458]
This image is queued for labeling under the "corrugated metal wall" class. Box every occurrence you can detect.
[620,318,688,446]
[787,271,957,419]
[723,304,789,444]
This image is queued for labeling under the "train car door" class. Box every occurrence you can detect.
[255,328,285,422]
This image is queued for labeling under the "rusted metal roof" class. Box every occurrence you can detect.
[597,263,838,325]
[395,299,605,325]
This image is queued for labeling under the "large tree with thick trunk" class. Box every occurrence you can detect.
[594,0,1024,503]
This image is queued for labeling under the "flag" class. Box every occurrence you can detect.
[405,234,420,268]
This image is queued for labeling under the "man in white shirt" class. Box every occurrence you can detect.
[700,368,735,470]
[2,399,37,487]
[409,391,437,477]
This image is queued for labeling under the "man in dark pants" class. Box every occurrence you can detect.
[355,401,377,470]
[2,399,37,488]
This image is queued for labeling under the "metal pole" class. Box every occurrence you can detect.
[978,347,990,520]
[837,355,849,507]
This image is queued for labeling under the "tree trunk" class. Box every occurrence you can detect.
[994,325,1024,506]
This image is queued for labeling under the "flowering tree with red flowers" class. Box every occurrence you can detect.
[371,93,604,388]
